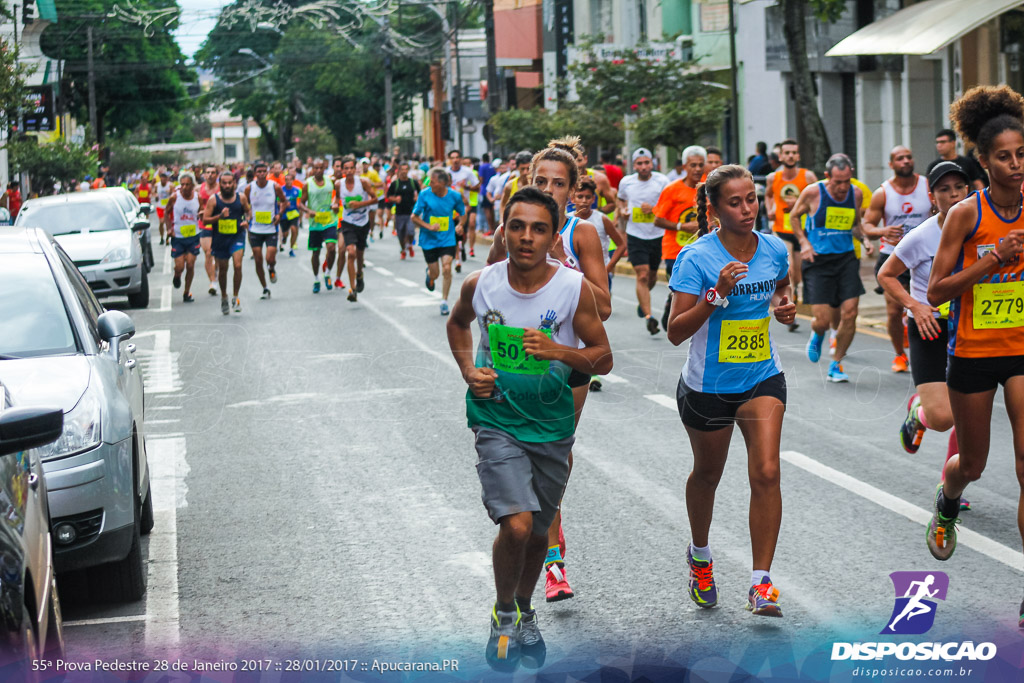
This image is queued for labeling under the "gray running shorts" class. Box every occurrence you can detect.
[394,214,414,242]
[472,427,574,535]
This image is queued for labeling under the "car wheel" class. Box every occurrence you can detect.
[145,240,154,272]
[43,566,64,658]
[140,481,154,535]
[9,604,39,683]
[127,266,149,308]
[91,486,147,602]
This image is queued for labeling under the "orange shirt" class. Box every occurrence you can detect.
[654,179,699,260]
[772,168,809,233]
[949,189,1024,358]
[91,178,106,189]
[269,173,286,186]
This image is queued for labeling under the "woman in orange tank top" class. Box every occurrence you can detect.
[924,87,1024,621]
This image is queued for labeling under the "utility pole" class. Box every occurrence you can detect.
[451,2,463,152]
[87,25,98,143]
[727,0,740,163]
[384,16,394,154]
[483,0,500,115]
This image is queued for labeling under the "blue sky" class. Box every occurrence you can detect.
[175,0,231,59]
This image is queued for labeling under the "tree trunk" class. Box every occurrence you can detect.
[253,115,280,160]
[781,0,831,173]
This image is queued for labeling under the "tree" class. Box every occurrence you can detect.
[8,138,97,194]
[781,0,845,173]
[105,139,152,180]
[488,105,624,153]
[0,37,33,131]
[293,124,334,160]
[40,0,193,143]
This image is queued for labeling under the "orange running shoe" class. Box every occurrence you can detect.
[544,564,574,602]
[892,354,909,373]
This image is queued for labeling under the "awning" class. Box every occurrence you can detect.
[826,0,1023,57]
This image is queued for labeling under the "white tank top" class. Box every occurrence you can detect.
[156,181,173,206]
[171,190,200,239]
[881,174,931,255]
[248,180,278,234]
[559,216,583,271]
[472,259,583,362]
[339,177,370,226]
[570,211,610,264]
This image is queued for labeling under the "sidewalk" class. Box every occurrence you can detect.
[472,230,892,333]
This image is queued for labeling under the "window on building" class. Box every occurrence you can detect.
[224,143,237,160]
[590,0,613,41]
[637,0,647,41]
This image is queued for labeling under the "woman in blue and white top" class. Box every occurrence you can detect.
[666,164,797,619]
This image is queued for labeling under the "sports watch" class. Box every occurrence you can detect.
[705,288,729,308]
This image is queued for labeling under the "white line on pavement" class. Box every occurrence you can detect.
[150,406,182,411]
[644,394,677,410]
[373,266,394,276]
[145,432,184,440]
[65,615,148,627]
[394,277,418,288]
[144,435,188,650]
[364,260,375,267]
[359,297,457,370]
[133,330,182,394]
[145,419,180,425]
[602,373,629,384]
[154,285,171,313]
[419,287,441,299]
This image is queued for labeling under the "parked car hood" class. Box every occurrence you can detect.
[54,230,132,263]
[0,356,91,411]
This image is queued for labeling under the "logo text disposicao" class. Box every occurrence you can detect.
[831,641,997,662]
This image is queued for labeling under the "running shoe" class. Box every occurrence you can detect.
[400,250,406,260]
[829,332,837,358]
[347,289,357,302]
[827,361,849,383]
[261,288,271,300]
[788,321,800,332]
[425,268,435,292]
[746,581,782,617]
[518,609,546,669]
[960,497,972,511]
[182,293,194,303]
[368,233,375,243]
[544,564,574,602]
[172,274,181,289]
[461,245,467,261]
[209,285,218,296]
[356,274,365,293]
[269,270,277,284]
[637,305,644,318]
[455,262,462,273]
[470,249,476,258]
[289,249,295,258]
[589,377,602,392]
[334,278,344,289]
[408,246,415,257]
[221,298,230,315]
[324,275,333,291]
[322,259,329,273]
[686,547,718,608]
[313,281,320,294]
[926,483,959,561]
[806,331,823,363]
[646,316,660,335]
[485,605,521,673]
[892,353,909,373]
[440,301,450,316]
[233,297,242,313]
[899,393,925,454]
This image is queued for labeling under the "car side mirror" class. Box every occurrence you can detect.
[98,310,136,362]
[139,203,152,215]
[132,220,149,232]
[0,407,63,457]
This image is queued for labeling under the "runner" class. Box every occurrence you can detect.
[447,187,612,671]
[500,151,534,210]
[268,161,286,186]
[203,171,250,315]
[244,160,288,300]
[163,171,201,303]
[197,165,220,295]
[665,164,797,617]
[654,145,705,331]
[135,171,152,206]
[358,157,382,241]
[338,155,377,302]
[464,154,482,257]
[765,139,816,322]
[447,150,479,268]
[155,171,175,245]
[412,168,466,315]
[863,146,934,373]
[618,147,670,334]
[386,161,420,260]
[279,169,303,256]
[922,88,1024,610]
[878,161,968,507]
[788,154,874,382]
[298,159,337,294]
[330,157,348,289]
[485,158,508,234]
[704,146,724,177]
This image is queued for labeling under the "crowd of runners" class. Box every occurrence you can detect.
[124,84,1024,672]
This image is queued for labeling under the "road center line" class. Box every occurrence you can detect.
[65,615,148,627]
[373,266,394,276]
[394,277,418,288]
[602,373,629,384]
[359,297,457,370]
[143,434,187,650]
[644,394,677,410]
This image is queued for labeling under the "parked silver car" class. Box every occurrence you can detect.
[15,193,150,308]
[95,187,154,271]
[0,227,152,601]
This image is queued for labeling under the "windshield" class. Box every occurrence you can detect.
[15,200,127,235]
[0,253,77,358]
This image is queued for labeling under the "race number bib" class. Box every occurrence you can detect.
[676,208,699,246]
[160,197,169,207]
[632,207,655,223]
[217,219,238,235]
[430,216,450,231]
[254,210,273,224]
[469,191,479,206]
[824,207,855,231]
[938,301,951,319]
[344,195,361,208]
[488,324,551,374]
[314,211,333,225]
[286,209,299,220]
[139,190,149,199]
[972,281,1024,329]
[719,318,771,363]
[179,223,197,238]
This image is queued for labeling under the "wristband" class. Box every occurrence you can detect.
[705,288,729,308]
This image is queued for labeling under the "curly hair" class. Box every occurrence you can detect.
[547,135,585,162]
[950,85,1024,155]
[529,146,580,193]
[695,164,751,237]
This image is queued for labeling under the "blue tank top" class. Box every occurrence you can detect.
[806,181,857,255]
[213,193,246,240]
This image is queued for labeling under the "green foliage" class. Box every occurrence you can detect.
[488,108,556,152]
[151,150,186,167]
[488,106,624,153]
[105,139,152,178]
[0,37,33,131]
[8,138,97,194]
[294,124,335,159]
[40,0,193,142]
[809,0,847,23]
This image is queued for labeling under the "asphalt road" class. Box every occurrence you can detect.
[56,223,1022,678]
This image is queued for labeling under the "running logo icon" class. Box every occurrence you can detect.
[881,571,949,635]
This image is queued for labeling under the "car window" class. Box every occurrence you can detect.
[56,245,102,341]
[15,199,127,234]
[0,253,77,358]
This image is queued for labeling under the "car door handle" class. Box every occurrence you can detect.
[28,473,38,490]
[125,359,137,370]
[126,343,136,354]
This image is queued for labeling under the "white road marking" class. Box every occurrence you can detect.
[145,432,184,440]
[374,266,394,276]
[602,373,629,384]
[364,259,375,267]
[644,394,677,410]
[359,298,458,370]
[133,330,182,394]
[394,277,418,288]
[150,406,182,411]
[155,285,172,313]
[419,287,441,299]
[387,295,448,308]
[144,435,188,649]
[64,615,148,627]
[145,419,180,425]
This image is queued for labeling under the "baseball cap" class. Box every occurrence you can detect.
[631,147,653,162]
[359,157,370,164]
[928,161,969,190]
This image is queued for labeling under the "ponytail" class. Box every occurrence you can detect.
[696,183,709,237]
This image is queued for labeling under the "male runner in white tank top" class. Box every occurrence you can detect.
[245,161,287,300]
[863,146,933,372]
[163,171,201,303]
